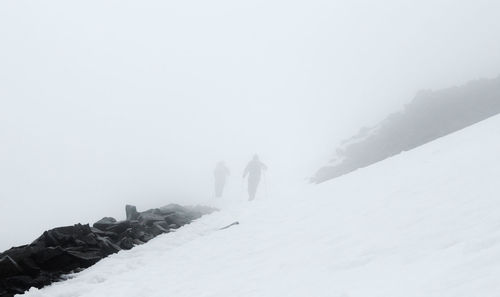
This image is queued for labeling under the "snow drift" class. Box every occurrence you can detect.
[20,114,500,297]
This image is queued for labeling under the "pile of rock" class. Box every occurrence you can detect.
[0,204,215,297]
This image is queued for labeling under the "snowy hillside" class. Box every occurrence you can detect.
[21,115,500,297]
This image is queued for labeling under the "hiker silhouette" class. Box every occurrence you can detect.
[214,161,230,198]
[242,154,267,201]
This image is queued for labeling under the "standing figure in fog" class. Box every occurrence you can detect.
[214,161,230,198]
[243,154,267,201]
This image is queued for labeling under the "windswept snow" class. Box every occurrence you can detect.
[21,115,500,297]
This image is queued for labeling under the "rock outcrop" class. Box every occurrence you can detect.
[313,76,500,183]
[0,204,215,297]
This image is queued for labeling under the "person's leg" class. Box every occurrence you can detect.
[248,185,255,200]
[247,180,252,200]
[220,181,225,196]
[248,176,260,201]
[215,179,223,197]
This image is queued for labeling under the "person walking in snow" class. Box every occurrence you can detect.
[242,154,267,201]
[214,161,230,198]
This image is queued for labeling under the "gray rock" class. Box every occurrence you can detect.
[125,205,139,221]
[0,256,23,278]
[0,204,216,296]
[92,217,117,231]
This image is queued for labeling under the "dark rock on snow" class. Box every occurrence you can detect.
[125,205,139,221]
[92,217,117,231]
[0,204,215,297]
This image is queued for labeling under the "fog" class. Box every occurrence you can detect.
[1,0,500,250]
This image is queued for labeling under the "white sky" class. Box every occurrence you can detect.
[1,0,500,249]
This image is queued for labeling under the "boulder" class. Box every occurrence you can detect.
[117,238,134,250]
[164,212,191,227]
[2,275,34,295]
[31,224,94,248]
[66,250,102,266]
[94,236,121,254]
[126,205,139,220]
[17,257,40,276]
[105,221,132,234]
[0,256,23,278]
[138,212,165,226]
[31,246,66,266]
[149,221,169,236]
[93,217,117,231]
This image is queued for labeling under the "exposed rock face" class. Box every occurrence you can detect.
[0,204,215,297]
[313,76,500,183]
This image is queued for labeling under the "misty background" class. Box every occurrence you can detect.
[1,0,500,250]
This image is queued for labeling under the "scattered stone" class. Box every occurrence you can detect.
[0,204,216,297]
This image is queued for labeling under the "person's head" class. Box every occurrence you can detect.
[217,161,225,167]
[252,154,259,161]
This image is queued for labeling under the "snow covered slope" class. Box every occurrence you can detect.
[21,115,500,297]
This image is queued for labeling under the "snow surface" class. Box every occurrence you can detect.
[20,115,500,297]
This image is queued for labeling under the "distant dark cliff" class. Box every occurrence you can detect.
[314,76,500,183]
